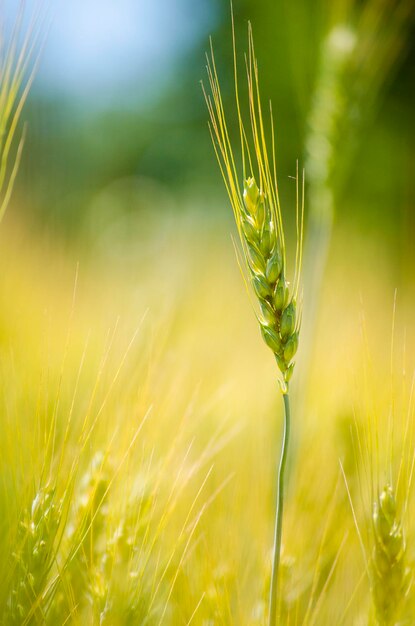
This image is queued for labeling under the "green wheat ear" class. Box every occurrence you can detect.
[371,485,411,626]
[243,175,301,385]
[203,24,304,389]
[5,486,63,624]
[203,18,304,626]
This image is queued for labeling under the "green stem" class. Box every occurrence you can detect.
[268,390,291,626]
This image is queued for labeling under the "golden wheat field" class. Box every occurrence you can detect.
[0,1,414,625]
[1,202,414,624]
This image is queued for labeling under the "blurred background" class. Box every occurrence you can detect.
[5,0,414,411]
[0,0,415,623]
[7,0,414,244]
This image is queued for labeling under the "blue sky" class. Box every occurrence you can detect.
[5,0,217,108]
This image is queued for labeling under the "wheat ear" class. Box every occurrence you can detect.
[5,487,63,624]
[371,485,410,625]
[203,19,303,626]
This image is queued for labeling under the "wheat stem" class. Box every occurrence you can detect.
[269,389,290,626]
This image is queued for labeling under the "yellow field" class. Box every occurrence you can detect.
[0,199,413,624]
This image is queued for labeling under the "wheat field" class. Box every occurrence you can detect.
[0,1,414,624]
[0,199,414,623]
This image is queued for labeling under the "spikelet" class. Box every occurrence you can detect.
[5,486,62,624]
[92,501,151,624]
[74,451,109,543]
[203,23,303,386]
[371,485,410,626]
[70,452,110,605]
[48,452,110,622]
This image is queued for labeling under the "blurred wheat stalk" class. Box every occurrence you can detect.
[371,485,410,625]
[342,334,415,625]
[299,0,414,384]
[0,2,43,224]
